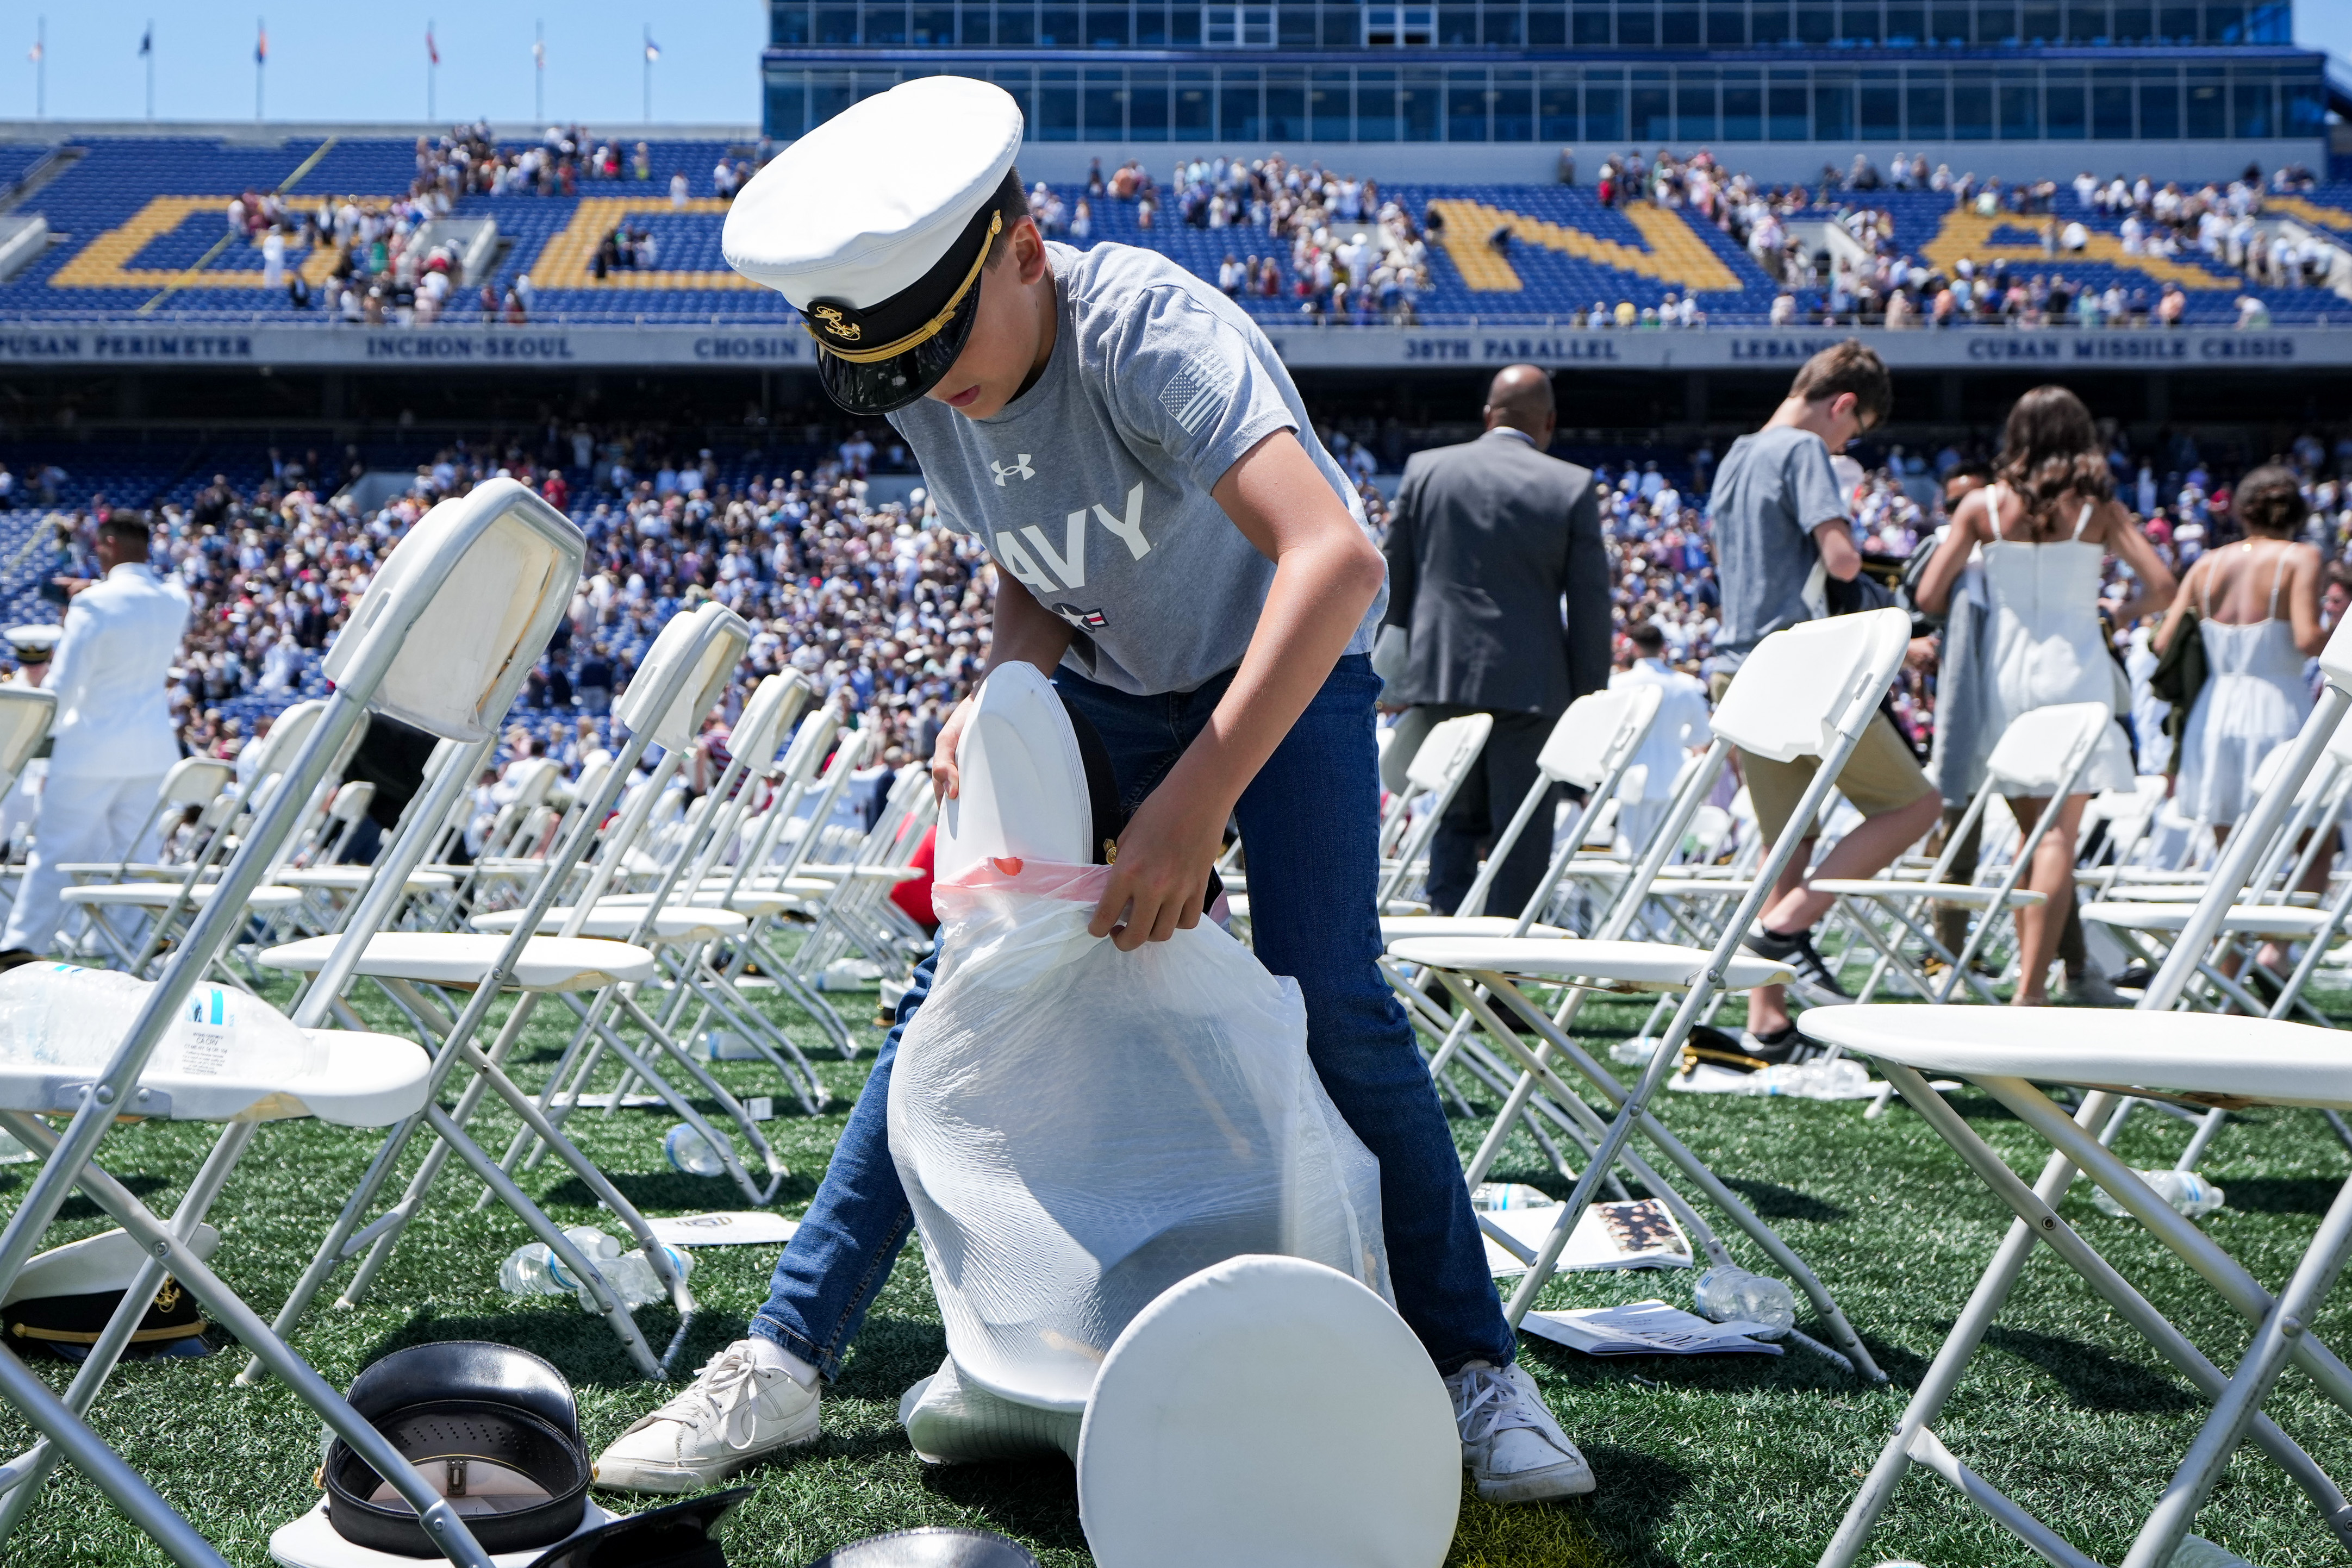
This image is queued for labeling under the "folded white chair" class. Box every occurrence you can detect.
[0,477,588,1568]
[1801,614,2352,1568]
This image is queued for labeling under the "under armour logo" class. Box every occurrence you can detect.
[990,454,1037,486]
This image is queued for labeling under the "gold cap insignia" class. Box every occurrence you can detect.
[811,304,862,343]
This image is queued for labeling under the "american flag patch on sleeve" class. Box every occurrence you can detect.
[1157,360,1237,435]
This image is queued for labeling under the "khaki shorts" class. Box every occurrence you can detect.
[1708,670,1933,844]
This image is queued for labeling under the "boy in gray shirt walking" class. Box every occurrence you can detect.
[1705,341,1938,1055]
[595,75,1595,1509]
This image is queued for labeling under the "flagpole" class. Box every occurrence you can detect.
[427,21,434,122]
[255,18,264,121]
[145,22,154,121]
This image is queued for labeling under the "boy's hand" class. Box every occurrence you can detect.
[1090,779,1227,951]
[928,698,974,799]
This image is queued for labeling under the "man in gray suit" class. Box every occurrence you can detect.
[1381,364,1609,917]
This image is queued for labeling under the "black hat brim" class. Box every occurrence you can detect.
[522,1488,751,1568]
[815,299,981,418]
[804,1526,1043,1567]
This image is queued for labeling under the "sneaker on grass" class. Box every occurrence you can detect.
[593,1340,821,1494]
[1741,923,1851,1001]
[1447,1360,1595,1503]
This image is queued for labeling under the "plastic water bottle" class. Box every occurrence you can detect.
[1471,1183,1557,1211]
[1751,1058,1873,1100]
[2168,1538,2257,1568]
[701,1028,760,1061]
[664,1122,733,1177]
[0,1125,31,1164]
[2092,1169,2226,1220]
[498,1241,567,1297]
[498,1227,692,1311]
[0,963,316,1085]
[1690,1265,1797,1339]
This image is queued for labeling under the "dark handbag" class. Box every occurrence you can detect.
[1824,566,1898,616]
[2148,609,2206,754]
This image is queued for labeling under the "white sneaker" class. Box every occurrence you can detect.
[2063,968,2127,1008]
[592,1340,821,1494]
[1446,1360,1596,1502]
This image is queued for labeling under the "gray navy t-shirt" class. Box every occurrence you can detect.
[890,241,1382,696]
[1706,424,1850,671]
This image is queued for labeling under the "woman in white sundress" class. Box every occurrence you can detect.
[1918,385,2176,1005]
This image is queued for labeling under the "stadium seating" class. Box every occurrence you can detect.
[4,134,2346,328]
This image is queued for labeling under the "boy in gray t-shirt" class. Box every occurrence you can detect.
[1702,341,1937,1056]
[600,76,1596,1509]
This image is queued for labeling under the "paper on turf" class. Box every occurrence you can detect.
[1519,1300,1785,1357]
[645,1211,802,1247]
[1481,1197,1693,1277]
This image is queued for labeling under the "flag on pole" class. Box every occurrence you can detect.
[255,23,267,63]
[138,26,151,55]
[426,26,438,64]
[532,36,544,67]
[27,39,40,64]
[644,36,661,61]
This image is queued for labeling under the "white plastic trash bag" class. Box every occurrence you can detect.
[890,858,1390,1412]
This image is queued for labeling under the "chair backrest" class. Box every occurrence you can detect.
[326,781,375,824]
[1538,684,1662,790]
[1710,608,1912,764]
[729,672,815,779]
[504,757,564,810]
[157,756,233,809]
[0,688,54,791]
[1983,702,2112,795]
[613,602,753,751]
[242,699,326,787]
[1403,714,1492,795]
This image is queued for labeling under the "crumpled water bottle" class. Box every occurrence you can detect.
[1471,1183,1557,1211]
[498,1226,691,1311]
[1751,1058,1873,1100]
[1690,1264,1796,1339]
[664,1122,732,1177]
[2092,1169,2226,1220]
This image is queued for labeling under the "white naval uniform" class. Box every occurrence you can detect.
[0,668,45,857]
[3,564,190,954]
[1607,655,1712,859]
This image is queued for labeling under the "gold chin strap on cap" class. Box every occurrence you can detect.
[806,210,1003,364]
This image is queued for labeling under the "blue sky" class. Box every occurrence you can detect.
[7,2,2348,126]
[10,3,766,125]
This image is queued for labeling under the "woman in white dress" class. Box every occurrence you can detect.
[2156,464,2325,836]
[1918,385,2176,1005]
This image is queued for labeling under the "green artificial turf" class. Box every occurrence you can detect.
[3,973,2350,1568]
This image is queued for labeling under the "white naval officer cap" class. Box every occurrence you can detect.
[3,626,59,662]
[723,76,1024,416]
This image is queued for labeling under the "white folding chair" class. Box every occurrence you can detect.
[1375,712,1493,911]
[1799,617,2352,1568]
[0,476,585,1568]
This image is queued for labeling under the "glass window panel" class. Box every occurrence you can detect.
[1814,75,1853,138]
[1174,67,1213,134]
[2138,68,2179,136]
[2019,3,2057,40]
[2111,3,2148,36]
[1620,1,1657,43]
[1677,71,1718,140]
[1998,72,2038,136]
[1039,5,1078,42]
[2092,78,2133,137]
[1707,4,1745,41]
[1952,69,1992,138]
[1860,78,1900,136]
[1486,2,1527,42]
[1278,4,1317,41]
[1975,1,2016,40]
[954,1,990,40]
[1440,4,1478,41]
[2231,73,2273,138]
[1402,66,1442,140]
[1325,7,1359,41]
[2285,72,2324,134]
[765,76,809,137]
[912,5,955,40]
[1085,5,1131,42]
[809,69,856,128]
[1539,68,1579,139]
[2250,3,2289,42]
[1631,73,1670,140]
[864,3,909,41]
[1083,69,1124,136]
[772,3,813,44]
[1219,67,1262,140]
[1906,71,1946,137]
[1134,2,1168,41]
[2066,1,2104,39]
[2156,3,2193,39]
[1574,1,1613,43]
[1930,2,1967,39]
[1357,69,1399,139]
[1885,4,1922,41]
[1724,79,1763,139]
[1038,68,1078,136]
[2204,1,2242,41]
[1841,3,1882,42]
[2047,76,2085,137]
[816,6,860,41]
[1662,7,1701,43]
[1448,68,1490,141]
[1584,71,1624,140]
[1129,67,1170,138]
[1530,4,1568,40]
[1768,75,1808,138]
[1751,0,1790,39]
[2185,71,2224,137]
[999,3,1038,42]
[1495,70,1533,140]
[1267,68,1308,139]
[1171,4,1201,39]
[1796,4,1835,42]
[1309,68,1351,139]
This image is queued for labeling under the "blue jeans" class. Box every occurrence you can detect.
[751,653,1514,1378]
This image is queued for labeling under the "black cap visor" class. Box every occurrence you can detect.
[806,203,1003,417]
